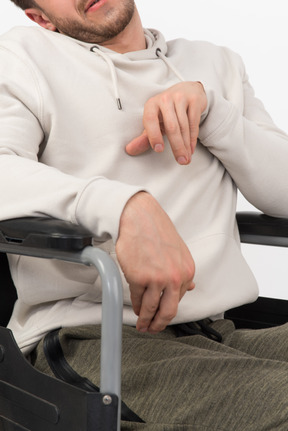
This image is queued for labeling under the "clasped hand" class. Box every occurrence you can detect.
[116,193,195,334]
[126,81,207,164]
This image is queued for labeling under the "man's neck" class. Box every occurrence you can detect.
[97,8,146,53]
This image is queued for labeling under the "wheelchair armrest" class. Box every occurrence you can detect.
[2,212,288,251]
[0,217,123,428]
[0,217,92,255]
[236,211,288,247]
[228,211,288,328]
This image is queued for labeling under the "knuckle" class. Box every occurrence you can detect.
[160,306,177,322]
[186,264,195,281]
[129,273,148,287]
[145,302,159,314]
[165,121,178,135]
[166,310,177,321]
[144,111,157,124]
[170,271,182,288]
[173,91,185,103]
[179,125,186,135]
[189,92,198,103]
[189,120,199,132]
[159,93,171,104]
[152,271,167,287]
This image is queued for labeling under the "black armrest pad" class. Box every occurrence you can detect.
[0,217,92,251]
[225,296,288,329]
[236,212,288,246]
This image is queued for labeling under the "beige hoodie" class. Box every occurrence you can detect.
[0,26,288,353]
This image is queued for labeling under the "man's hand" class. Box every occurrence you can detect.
[126,81,207,165]
[116,192,195,334]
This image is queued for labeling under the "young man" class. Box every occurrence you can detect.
[2,0,288,429]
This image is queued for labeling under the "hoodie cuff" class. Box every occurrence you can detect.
[198,88,235,146]
[73,177,146,243]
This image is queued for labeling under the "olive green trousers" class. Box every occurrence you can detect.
[32,320,288,430]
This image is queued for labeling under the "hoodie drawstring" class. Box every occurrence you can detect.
[90,45,185,110]
[155,48,185,82]
[90,45,123,110]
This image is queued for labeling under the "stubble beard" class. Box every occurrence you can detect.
[44,0,135,44]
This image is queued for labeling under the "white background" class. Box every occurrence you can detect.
[1,1,288,299]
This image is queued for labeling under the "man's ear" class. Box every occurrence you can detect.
[25,8,57,31]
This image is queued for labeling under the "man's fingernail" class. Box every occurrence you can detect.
[139,327,148,333]
[177,156,187,165]
[154,144,163,152]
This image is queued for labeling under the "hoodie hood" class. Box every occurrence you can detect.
[75,28,168,59]
[87,28,184,109]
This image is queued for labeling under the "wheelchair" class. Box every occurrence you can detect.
[0,212,288,430]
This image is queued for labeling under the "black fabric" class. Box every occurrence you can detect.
[43,328,145,424]
[0,252,17,327]
[173,319,223,342]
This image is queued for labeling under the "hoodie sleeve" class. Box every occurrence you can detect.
[0,47,143,243]
[198,54,288,218]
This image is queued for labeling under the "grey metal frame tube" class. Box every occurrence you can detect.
[0,243,123,431]
[80,246,123,430]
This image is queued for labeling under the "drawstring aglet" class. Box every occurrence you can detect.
[117,98,123,110]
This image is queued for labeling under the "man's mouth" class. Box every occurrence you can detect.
[85,0,101,12]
